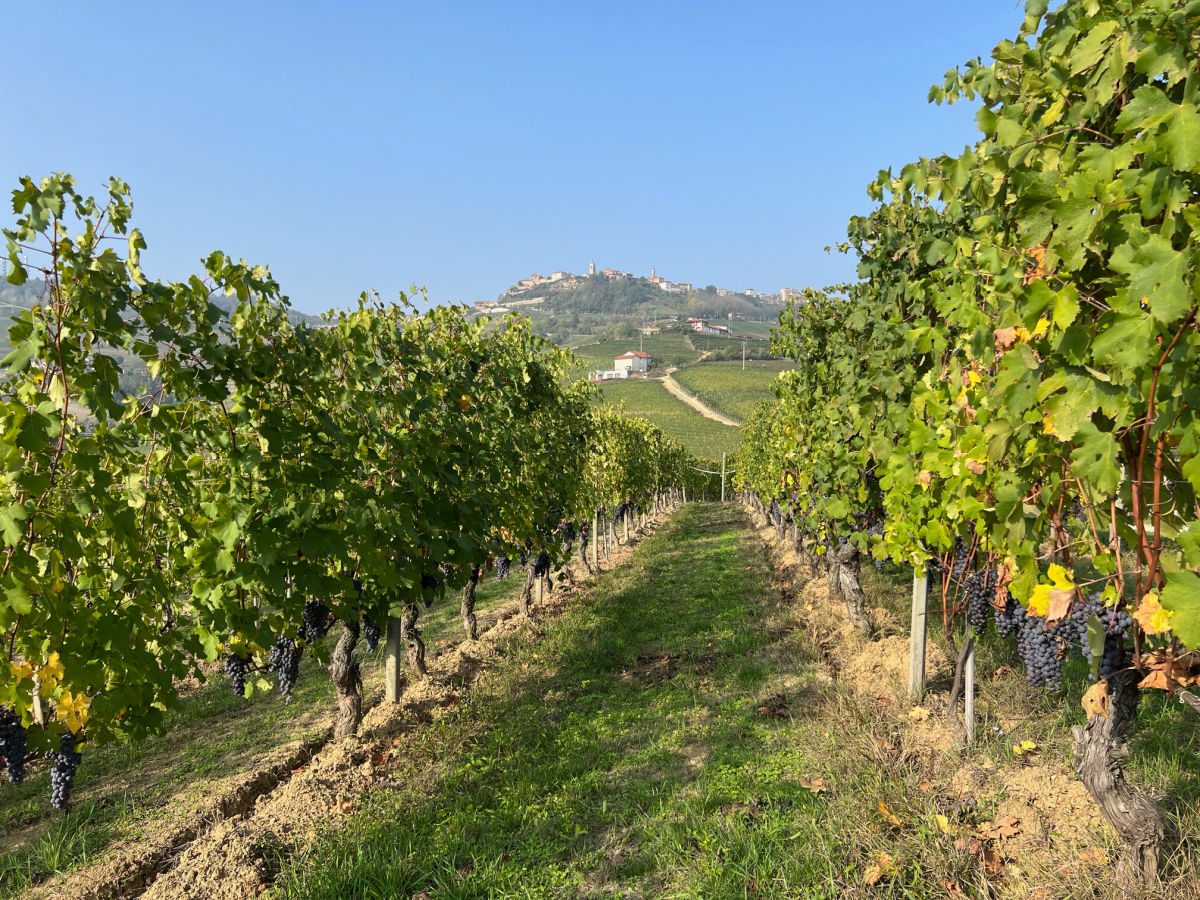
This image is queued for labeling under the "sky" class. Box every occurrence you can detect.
[1,2,1027,314]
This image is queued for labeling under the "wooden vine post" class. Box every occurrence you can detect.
[908,567,928,701]
[385,616,405,702]
[591,510,600,572]
[964,637,976,745]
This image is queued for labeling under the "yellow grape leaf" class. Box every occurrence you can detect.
[1132,592,1174,636]
[41,651,65,683]
[1011,739,1038,757]
[878,799,904,827]
[1028,565,1074,617]
[10,660,34,681]
[935,814,954,834]
[908,706,930,722]
[55,690,90,733]
[863,851,899,885]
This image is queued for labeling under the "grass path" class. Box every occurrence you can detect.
[274,503,844,898]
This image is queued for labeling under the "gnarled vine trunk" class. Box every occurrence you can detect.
[579,529,594,575]
[1072,669,1164,885]
[330,621,363,738]
[519,562,536,616]
[400,601,427,676]
[831,541,874,637]
[461,564,481,640]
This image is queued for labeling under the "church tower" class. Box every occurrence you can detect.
[588,260,596,276]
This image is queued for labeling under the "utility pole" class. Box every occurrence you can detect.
[742,340,746,370]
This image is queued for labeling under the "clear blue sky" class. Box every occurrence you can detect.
[1,2,1025,314]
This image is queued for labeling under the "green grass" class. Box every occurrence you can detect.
[673,360,791,423]
[598,379,741,462]
[571,334,699,372]
[0,577,522,899]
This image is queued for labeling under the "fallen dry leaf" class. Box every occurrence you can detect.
[336,798,355,815]
[979,814,1021,843]
[878,799,905,828]
[1079,847,1108,866]
[863,851,899,885]
[798,776,828,793]
[1011,739,1038,757]
[908,705,930,722]
[917,778,934,793]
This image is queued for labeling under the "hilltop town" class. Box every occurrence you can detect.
[471,262,801,315]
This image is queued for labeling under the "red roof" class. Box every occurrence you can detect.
[616,351,652,359]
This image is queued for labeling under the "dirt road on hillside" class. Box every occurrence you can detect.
[660,373,741,427]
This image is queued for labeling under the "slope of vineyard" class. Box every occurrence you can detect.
[672,359,791,423]
[598,379,741,462]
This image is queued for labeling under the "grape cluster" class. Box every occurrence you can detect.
[420,573,440,606]
[993,592,1023,638]
[613,500,632,524]
[964,567,997,636]
[0,706,27,784]
[1017,612,1067,690]
[363,618,381,653]
[1068,595,1132,680]
[533,551,551,578]
[301,601,331,644]
[50,732,82,811]
[495,556,512,580]
[224,654,249,697]
[269,637,302,700]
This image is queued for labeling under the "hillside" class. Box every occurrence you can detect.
[473,270,785,345]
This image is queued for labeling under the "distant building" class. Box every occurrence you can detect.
[600,267,631,280]
[689,320,733,337]
[614,350,652,374]
[648,267,664,285]
[588,260,596,275]
[780,287,803,304]
[592,369,628,382]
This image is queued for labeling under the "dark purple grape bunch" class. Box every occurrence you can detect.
[1017,612,1068,690]
[964,568,997,636]
[495,556,512,581]
[1068,594,1132,681]
[50,732,82,811]
[0,706,27,784]
[363,618,382,653]
[993,591,1023,638]
[269,636,302,701]
[301,601,332,644]
[224,654,250,698]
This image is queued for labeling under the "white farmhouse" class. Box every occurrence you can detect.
[614,351,652,375]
